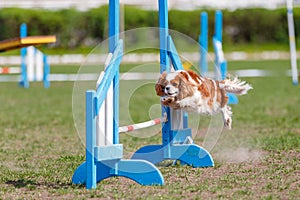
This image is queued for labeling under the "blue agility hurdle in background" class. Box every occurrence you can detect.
[19,23,28,88]
[199,12,208,77]
[131,0,214,168]
[72,0,164,189]
[199,11,238,104]
[19,23,50,88]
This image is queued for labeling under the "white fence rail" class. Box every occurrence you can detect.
[0,51,298,66]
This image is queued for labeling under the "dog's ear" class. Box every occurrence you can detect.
[155,83,165,96]
[179,71,190,81]
[155,72,167,96]
[180,70,203,85]
[178,75,194,100]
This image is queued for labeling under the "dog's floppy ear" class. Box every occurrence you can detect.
[177,74,194,100]
[187,70,202,84]
[155,71,167,96]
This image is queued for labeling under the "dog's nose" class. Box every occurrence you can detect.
[165,86,170,91]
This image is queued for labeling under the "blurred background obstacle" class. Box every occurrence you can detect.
[0,35,56,53]
[0,23,55,88]
[199,10,238,104]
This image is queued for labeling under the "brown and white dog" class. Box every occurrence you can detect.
[155,70,252,129]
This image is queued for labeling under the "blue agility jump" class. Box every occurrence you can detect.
[72,39,164,188]
[19,23,50,88]
[131,0,214,168]
[72,0,164,189]
[72,0,214,189]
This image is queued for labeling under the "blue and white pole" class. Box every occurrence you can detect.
[214,10,227,80]
[286,0,299,85]
[199,12,208,76]
[213,11,238,104]
[20,23,29,88]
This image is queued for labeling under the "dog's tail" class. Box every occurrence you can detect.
[220,77,253,95]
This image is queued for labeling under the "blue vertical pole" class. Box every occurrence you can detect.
[220,57,227,80]
[159,0,170,74]
[20,23,29,88]
[43,55,50,88]
[109,0,120,144]
[214,10,222,79]
[109,0,119,53]
[159,0,172,149]
[215,11,222,42]
[199,12,208,76]
[214,10,227,80]
[86,90,97,189]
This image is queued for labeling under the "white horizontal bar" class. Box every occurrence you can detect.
[0,70,294,83]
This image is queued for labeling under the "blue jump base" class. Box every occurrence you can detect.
[131,127,214,167]
[132,144,214,168]
[72,159,164,187]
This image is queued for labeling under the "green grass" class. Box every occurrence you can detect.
[223,42,290,53]
[0,60,299,199]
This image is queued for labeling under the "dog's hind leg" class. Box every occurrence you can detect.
[221,105,232,129]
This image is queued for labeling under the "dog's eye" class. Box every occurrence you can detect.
[172,82,178,87]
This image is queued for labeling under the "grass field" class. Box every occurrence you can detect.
[0,59,299,199]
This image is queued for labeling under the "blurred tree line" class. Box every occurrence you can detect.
[0,6,298,49]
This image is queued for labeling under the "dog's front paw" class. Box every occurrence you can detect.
[161,96,175,106]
